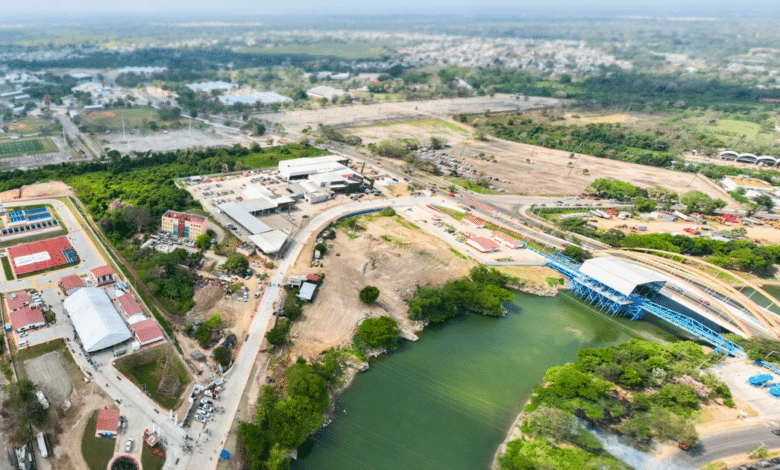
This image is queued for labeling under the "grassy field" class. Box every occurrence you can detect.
[82,107,184,131]
[446,176,494,194]
[7,118,57,134]
[81,410,117,470]
[0,138,58,157]
[114,344,192,410]
[141,441,166,470]
[2,257,13,280]
[15,338,86,390]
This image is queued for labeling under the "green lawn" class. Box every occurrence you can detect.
[446,176,494,194]
[114,344,192,410]
[1,257,13,280]
[141,442,166,470]
[81,411,117,470]
[0,138,58,157]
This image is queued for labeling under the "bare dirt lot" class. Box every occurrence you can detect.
[24,352,73,405]
[99,126,258,154]
[53,381,114,470]
[0,181,74,202]
[288,214,477,359]
[263,94,563,131]
[348,119,737,203]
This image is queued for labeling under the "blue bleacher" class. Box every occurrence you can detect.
[25,207,48,215]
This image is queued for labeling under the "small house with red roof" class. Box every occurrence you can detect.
[118,294,143,317]
[130,318,165,346]
[90,265,116,287]
[59,274,85,295]
[466,237,500,253]
[96,407,121,438]
[5,290,30,311]
[9,306,45,332]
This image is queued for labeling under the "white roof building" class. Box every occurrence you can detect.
[579,256,668,297]
[278,155,350,181]
[248,230,289,254]
[217,202,273,234]
[64,288,132,353]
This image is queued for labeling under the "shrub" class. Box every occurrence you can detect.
[380,207,396,217]
[358,316,400,348]
[359,286,380,304]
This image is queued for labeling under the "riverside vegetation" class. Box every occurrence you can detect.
[500,340,733,470]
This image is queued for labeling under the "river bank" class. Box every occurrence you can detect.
[291,288,680,470]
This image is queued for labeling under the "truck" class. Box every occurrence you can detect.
[36,391,49,409]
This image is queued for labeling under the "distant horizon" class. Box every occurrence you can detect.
[2,1,780,23]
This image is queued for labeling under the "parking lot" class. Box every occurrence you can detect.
[23,352,73,404]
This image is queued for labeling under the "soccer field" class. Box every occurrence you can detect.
[0,138,57,157]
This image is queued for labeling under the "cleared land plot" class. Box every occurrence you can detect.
[289,213,477,358]
[15,338,86,392]
[0,138,58,157]
[348,119,735,202]
[23,351,73,405]
[81,410,117,470]
[114,344,192,410]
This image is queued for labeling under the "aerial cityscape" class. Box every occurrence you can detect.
[5,3,780,470]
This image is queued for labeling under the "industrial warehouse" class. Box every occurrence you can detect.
[64,288,132,352]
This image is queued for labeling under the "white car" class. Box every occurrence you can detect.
[125,438,133,452]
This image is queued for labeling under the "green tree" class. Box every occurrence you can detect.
[633,197,657,213]
[753,194,775,211]
[223,253,249,275]
[195,313,222,348]
[359,286,380,304]
[380,207,396,217]
[213,346,232,367]
[680,190,727,214]
[521,407,575,443]
[195,233,212,251]
[562,245,592,263]
[265,319,290,347]
[358,316,400,348]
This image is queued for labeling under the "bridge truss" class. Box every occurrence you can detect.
[528,247,745,357]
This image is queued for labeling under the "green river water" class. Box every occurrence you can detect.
[293,291,680,470]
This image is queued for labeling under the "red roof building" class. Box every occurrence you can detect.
[118,295,143,317]
[131,319,165,346]
[462,216,487,229]
[466,237,500,253]
[306,274,321,283]
[59,274,85,295]
[90,265,116,286]
[9,306,45,332]
[492,231,524,249]
[7,236,79,276]
[96,408,121,437]
[5,290,30,311]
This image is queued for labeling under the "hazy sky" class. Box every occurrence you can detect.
[2,0,779,17]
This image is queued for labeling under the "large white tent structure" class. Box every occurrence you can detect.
[64,287,132,352]
[580,256,668,297]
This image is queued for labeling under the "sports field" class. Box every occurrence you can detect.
[0,138,58,157]
[82,106,183,131]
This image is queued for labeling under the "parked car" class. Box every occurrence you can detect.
[125,438,133,452]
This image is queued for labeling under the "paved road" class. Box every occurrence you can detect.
[57,114,101,158]
[662,423,780,468]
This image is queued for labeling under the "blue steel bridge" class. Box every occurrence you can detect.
[528,247,745,358]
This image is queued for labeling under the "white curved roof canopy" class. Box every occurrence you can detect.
[580,256,668,297]
[64,288,132,352]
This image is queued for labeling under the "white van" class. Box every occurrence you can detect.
[18,339,29,347]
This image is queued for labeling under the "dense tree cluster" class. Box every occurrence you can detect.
[518,340,731,461]
[239,357,339,469]
[407,266,513,321]
[358,316,400,349]
[128,247,200,315]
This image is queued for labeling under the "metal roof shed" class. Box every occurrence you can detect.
[749,374,774,386]
[297,282,317,301]
[579,256,668,297]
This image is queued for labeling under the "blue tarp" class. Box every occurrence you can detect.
[770,386,780,397]
[220,449,231,460]
[749,374,773,385]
